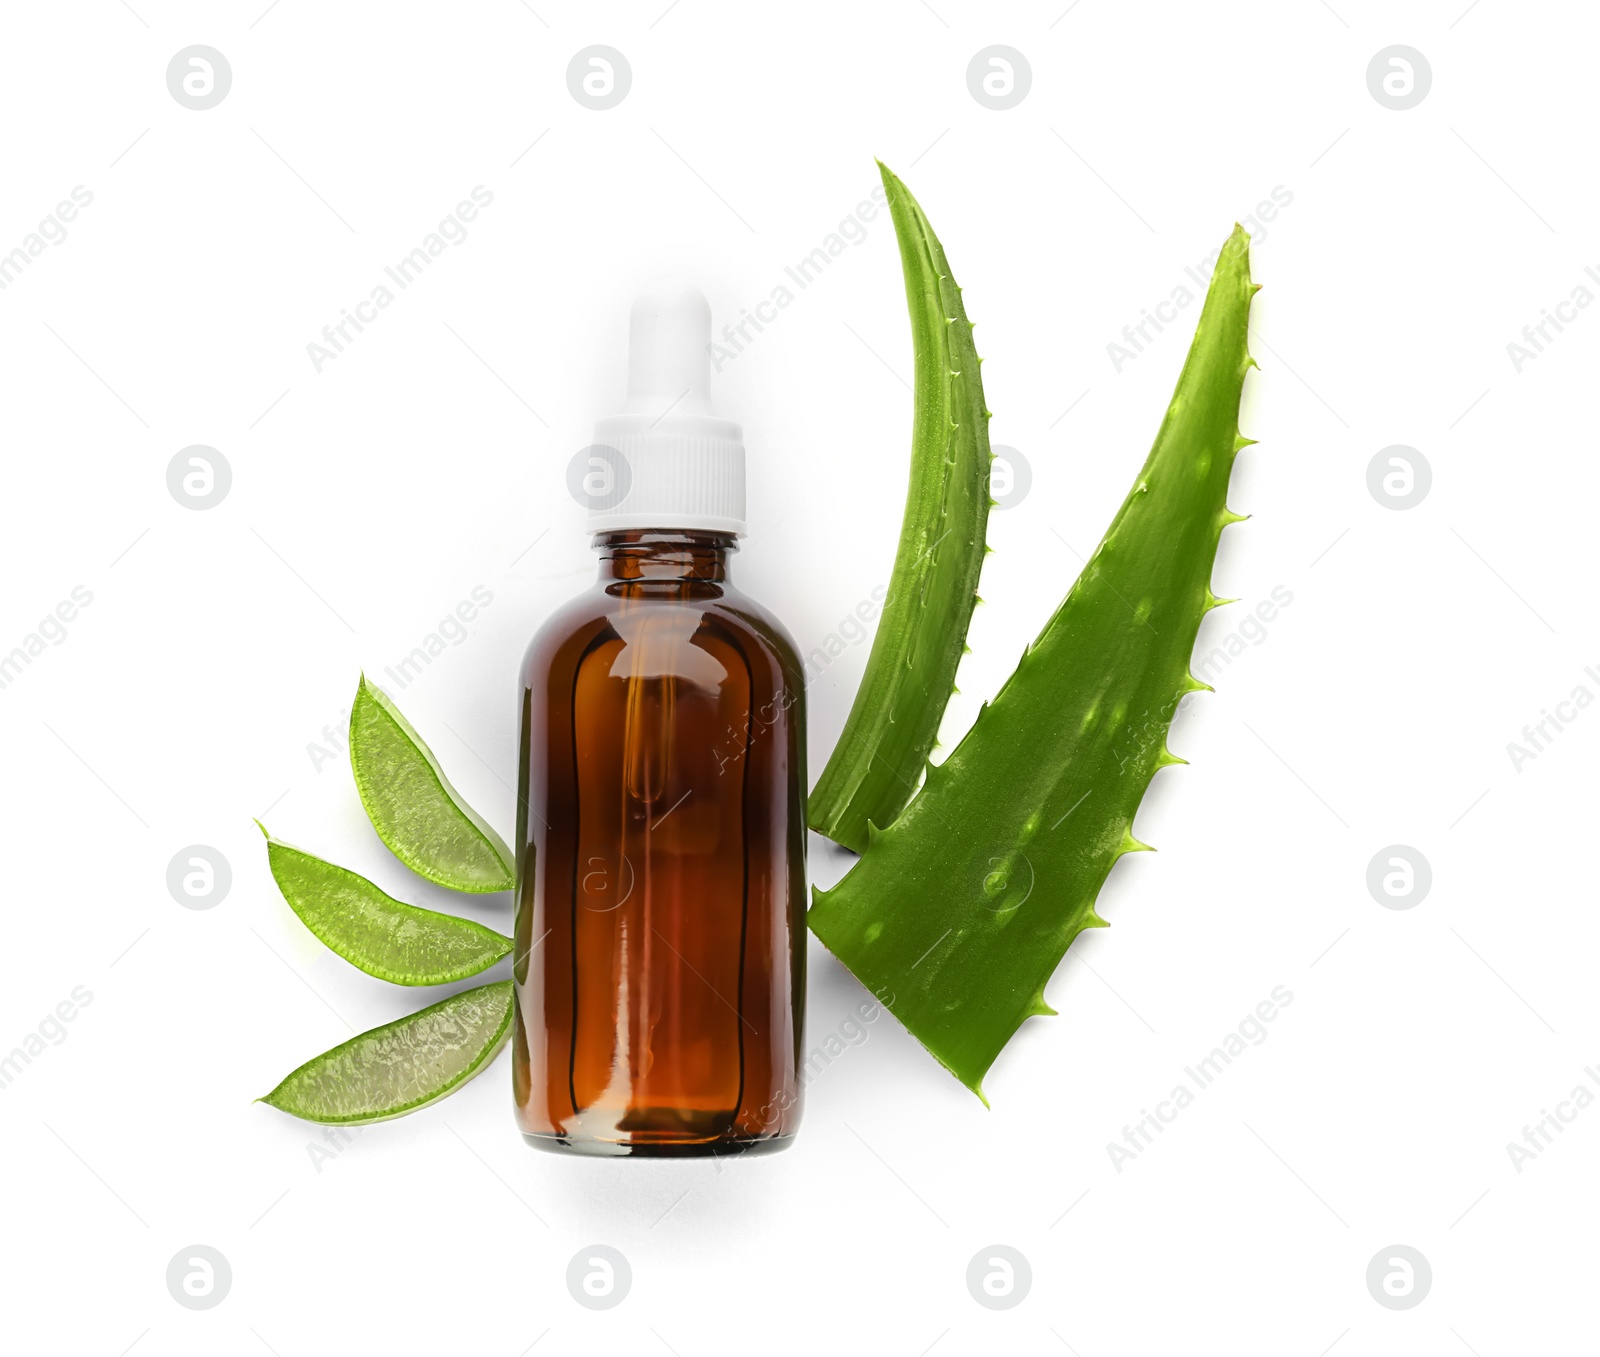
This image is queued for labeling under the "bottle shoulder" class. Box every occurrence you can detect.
[520,578,803,690]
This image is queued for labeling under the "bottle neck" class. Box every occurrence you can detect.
[595,529,735,583]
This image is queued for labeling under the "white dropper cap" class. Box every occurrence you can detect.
[587,285,746,536]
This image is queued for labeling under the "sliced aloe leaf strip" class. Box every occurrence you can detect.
[806,161,995,854]
[259,826,511,986]
[810,226,1259,1100]
[349,674,514,893]
[259,981,514,1125]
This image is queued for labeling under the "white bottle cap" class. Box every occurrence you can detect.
[587,285,746,536]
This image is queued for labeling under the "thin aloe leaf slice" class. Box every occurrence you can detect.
[259,825,512,985]
[349,675,514,893]
[259,981,513,1124]
[807,161,995,853]
[810,226,1260,1100]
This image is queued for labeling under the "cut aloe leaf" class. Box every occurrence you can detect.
[258,825,512,986]
[807,162,995,853]
[259,981,513,1124]
[810,226,1259,1100]
[349,675,513,893]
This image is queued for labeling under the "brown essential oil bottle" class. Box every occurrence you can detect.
[514,287,807,1156]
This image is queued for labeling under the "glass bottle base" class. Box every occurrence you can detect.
[521,1130,795,1159]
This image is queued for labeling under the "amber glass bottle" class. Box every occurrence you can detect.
[513,531,806,1155]
[513,288,806,1156]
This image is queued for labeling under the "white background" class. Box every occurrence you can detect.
[1,1,1594,1353]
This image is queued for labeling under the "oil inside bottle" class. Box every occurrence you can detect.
[514,532,806,1156]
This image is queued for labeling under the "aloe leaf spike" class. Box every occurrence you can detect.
[809,226,1260,1099]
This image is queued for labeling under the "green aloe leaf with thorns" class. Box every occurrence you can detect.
[810,225,1260,1100]
[254,193,1269,1124]
[807,162,995,853]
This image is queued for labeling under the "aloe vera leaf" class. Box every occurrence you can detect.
[348,675,513,893]
[258,826,512,985]
[259,981,513,1124]
[809,226,1259,1100]
[806,162,995,853]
